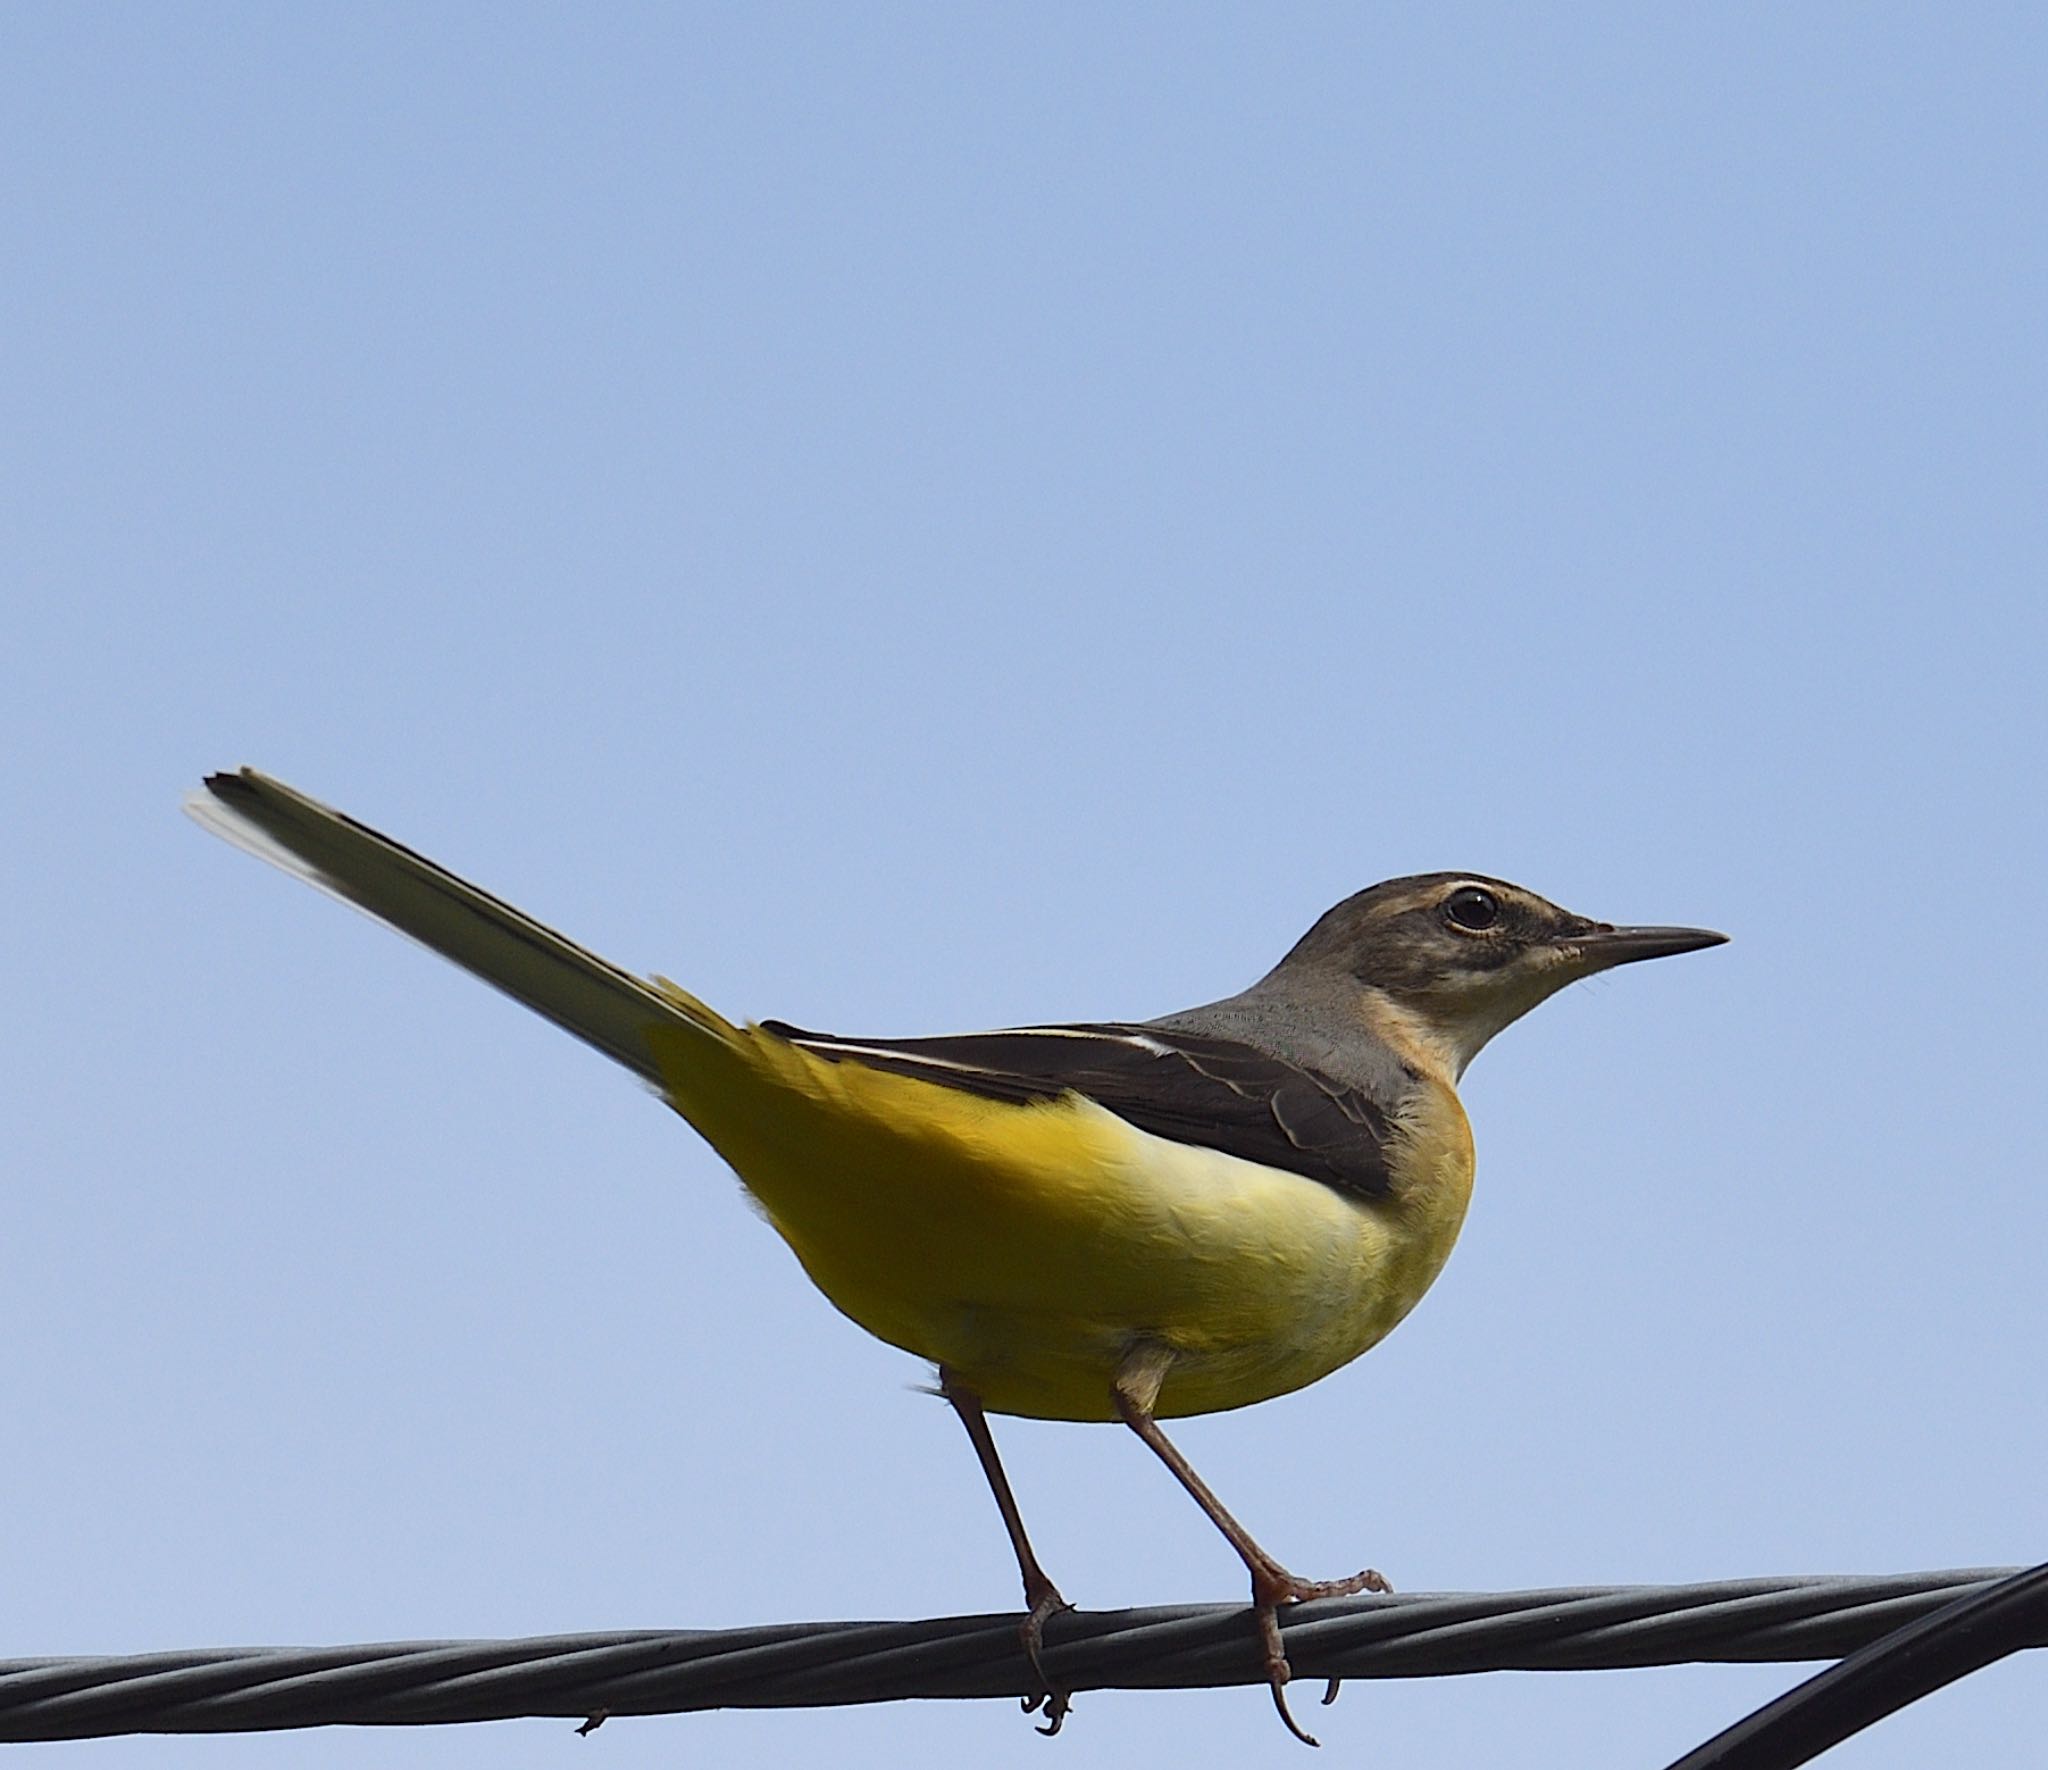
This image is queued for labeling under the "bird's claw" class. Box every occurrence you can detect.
[1250,1564,1392,1747]
[1022,1687,1070,1735]
[1019,1579,1075,1735]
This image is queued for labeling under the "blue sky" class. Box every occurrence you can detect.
[5,7,2045,1766]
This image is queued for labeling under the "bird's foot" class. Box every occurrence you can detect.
[1018,1573,1075,1735]
[1249,1562,1391,1747]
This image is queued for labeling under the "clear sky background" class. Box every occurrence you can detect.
[5,8,2045,1768]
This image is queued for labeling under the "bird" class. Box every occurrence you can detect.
[188,767,1725,1744]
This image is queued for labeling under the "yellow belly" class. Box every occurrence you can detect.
[648,1016,1476,1421]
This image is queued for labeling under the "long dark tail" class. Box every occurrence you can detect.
[188,769,729,1084]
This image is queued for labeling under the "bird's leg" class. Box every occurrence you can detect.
[1111,1346,1389,1748]
[940,1367,1073,1734]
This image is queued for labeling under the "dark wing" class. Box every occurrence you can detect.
[759,1019,1393,1201]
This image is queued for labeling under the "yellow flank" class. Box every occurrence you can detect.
[645,990,1476,1423]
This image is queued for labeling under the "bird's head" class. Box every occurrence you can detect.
[1275,873,1726,1080]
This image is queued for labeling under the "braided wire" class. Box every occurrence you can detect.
[1,1568,2033,1742]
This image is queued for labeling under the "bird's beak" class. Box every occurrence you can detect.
[1565,924,1729,970]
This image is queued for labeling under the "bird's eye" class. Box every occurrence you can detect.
[1444,887,1501,932]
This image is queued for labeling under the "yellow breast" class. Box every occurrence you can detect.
[649,1020,1477,1422]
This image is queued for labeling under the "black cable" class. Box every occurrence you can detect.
[0,1569,2034,1742]
[1665,1559,2048,1770]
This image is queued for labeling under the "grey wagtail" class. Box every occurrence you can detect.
[189,768,1724,1744]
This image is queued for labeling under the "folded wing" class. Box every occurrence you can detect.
[760,1020,1393,1201]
